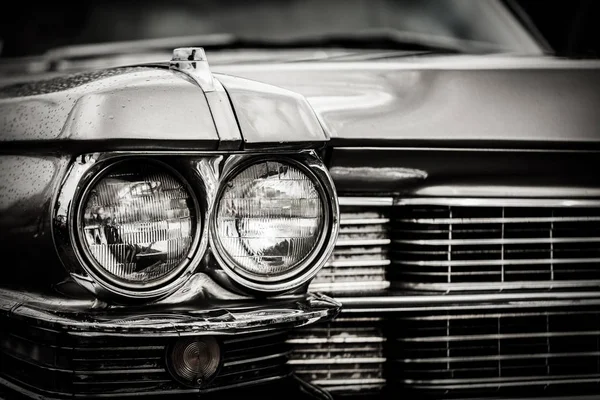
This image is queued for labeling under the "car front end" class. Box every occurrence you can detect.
[2,1,600,399]
[0,50,342,399]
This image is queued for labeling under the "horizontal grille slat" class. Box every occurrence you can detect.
[394,237,600,245]
[397,216,600,224]
[395,257,600,267]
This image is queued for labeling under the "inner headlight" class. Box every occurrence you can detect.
[212,159,332,292]
[78,160,198,291]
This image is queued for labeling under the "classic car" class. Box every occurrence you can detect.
[1,0,600,399]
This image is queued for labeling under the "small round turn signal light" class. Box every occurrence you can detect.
[167,336,221,387]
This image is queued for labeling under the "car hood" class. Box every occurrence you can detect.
[0,63,327,149]
[213,55,600,146]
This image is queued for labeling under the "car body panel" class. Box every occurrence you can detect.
[0,67,219,146]
[213,55,600,145]
[0,64,329,150]
[216,73,328,149]
[0,155,70,285]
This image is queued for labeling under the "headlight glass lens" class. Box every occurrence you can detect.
[81,161,196,285]
[215,161,324,279]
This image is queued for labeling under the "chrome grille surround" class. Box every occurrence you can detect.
[392,198,600,292]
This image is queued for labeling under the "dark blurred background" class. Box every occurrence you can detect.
[0,0,599,58]
[518,0,600,57]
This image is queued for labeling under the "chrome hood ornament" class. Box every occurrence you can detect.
[169,47,216,92]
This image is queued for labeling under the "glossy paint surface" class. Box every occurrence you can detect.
[0,155,70,284]
[0,66,219,146]
[216,73,327,148]
[214,55,600,145]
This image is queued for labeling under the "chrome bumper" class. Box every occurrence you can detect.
[0,288,340,336]
[0,288,340,399]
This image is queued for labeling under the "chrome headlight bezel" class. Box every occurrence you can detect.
[75,159,202,292]
[209,152,339,294]
[53,151,339,300]
[53,154,208,300]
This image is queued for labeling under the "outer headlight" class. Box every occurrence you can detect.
[211,157,338,293]
[76,160,200,295]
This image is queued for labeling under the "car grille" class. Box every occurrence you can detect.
[393,203,600,291]
[309,207,391,294]
[288,316,386,395]
[290,198,600,398]
[0,319,290,399]
[393,306,600,398]
[306,201,600,293]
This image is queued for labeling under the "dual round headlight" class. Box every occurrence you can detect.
[77,161,200,295]
[67,156,337,298]
[211,159,331,292]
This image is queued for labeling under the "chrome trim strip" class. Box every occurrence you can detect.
[399,330,600,342]
[72,345,164,352]
[206,78,243,150]
[406,375,600,389]
[335,238,391,247]
[400,309,600,320]
[310,281,390,292]
[396,197,600,207]
[395,257,600,267]
[414,186,600,199]
[398,215,600,224]
[397,280,600,292]
[288,357,386,365]
[401,351,600,364]
[344,292,600,304]
[311,378,386,386]
[334,147,600,154]
[297,368,383,373]
[317,267,387,275]
[202,374,291,393]
[333,317,385,322]
[338,197,394,207]
[287,337,386,344]
[73,368,165,375]
[340,218,390,225]
[169,50,244,149]
[223,351,290,367]
[394,237,600,245]
[322,384,387,392]
[326,259,391,268]
[340,291,600,306]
